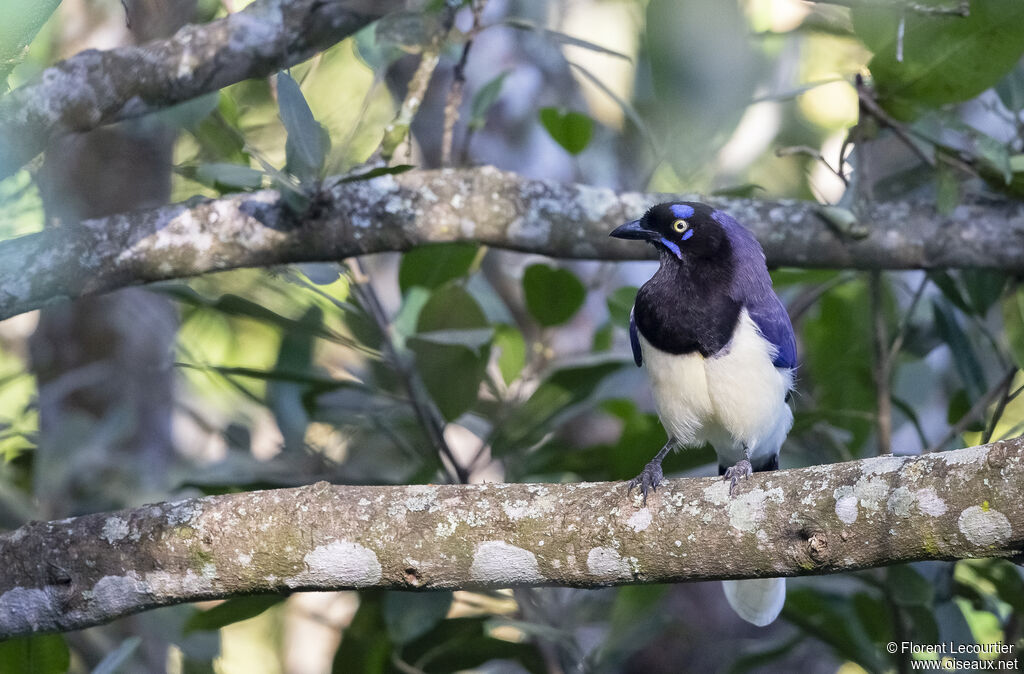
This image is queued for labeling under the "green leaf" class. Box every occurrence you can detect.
[194,163,264,191]
[961,270,1006,317]
[801,280,877,452]
[932,300,987,402]
[92,636,142,674]
[337,164,414,183]
[592,322,613,352]
[996,62,1024,113]
[469,71,511,130]
[277,71,328,181]
[887,564,935,607]
[410,285,491,420]
[332,592,390,674]
[607,286,637,326]
[852,0,1024,116]
[490,359,625,457]
[0,634,70,674]
[184,595,285,633]
[502,18,632,61]
[1002,287,1024,370]
[398,243,480,293]
[268,306,321,449]
[384,591,453,645]
[523,264,586,326]
[0,1,63,84]
[494,325,526,385]
[538,108,593,156]
[401,616,545,673]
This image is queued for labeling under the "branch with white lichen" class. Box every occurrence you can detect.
[0,0,402,180]
[2,166,1024,323]
[1,438,1022,638]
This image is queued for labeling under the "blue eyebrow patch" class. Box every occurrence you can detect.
[659,237,683,259]
[681,229,694,240]
[670,204,694,219]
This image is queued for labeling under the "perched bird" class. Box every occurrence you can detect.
[610,201,796,627]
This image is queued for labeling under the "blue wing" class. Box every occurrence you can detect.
[748,296,797,370]
[629,306,642,367]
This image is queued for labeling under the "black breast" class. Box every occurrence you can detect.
[633,256,741,357]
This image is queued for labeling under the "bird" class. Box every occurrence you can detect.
[610,201,797,627]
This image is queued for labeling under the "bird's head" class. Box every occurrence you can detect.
[610,202,729,262]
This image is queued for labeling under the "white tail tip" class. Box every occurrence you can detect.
[722,577,786,627]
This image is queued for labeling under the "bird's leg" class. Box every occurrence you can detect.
[723,444,754,496]
[627,438,675,505]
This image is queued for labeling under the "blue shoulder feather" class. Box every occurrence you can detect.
[712,210,797,370]
[629,306,642,367]
[748,298,797,369]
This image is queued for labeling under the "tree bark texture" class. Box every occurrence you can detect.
[0,0,401,180]
[1,438,1021,638]
[1,166,1023,324]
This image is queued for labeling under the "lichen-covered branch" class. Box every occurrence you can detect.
[2,166,1024,323]
[1,438,1022,638]
[0,0,401,180]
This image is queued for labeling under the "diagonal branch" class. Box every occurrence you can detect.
[2,166,1024,323]
[1,438,1022,638]
[0,0,402,180]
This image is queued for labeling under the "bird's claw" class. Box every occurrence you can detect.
[627,461,664,505]
[723,459,753,496]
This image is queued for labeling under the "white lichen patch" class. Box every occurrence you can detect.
[702,481,731,506]
[957,506,1012,547]
[586,546,632,581]
[288,540,383,587]
[861,454,908,475]
[886,487,915,518]
[102,516,130,544]
[0,587,57,633]
[940,445,990,466]
[915,488,947,517]
[834,488,858,524]
[727,487,784,533]
[503,500,532,520]
[402,487,438,513]
[91,573,149,614]
[626,508,652,532]
[469,541,543,585]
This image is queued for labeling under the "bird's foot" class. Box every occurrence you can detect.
[723,459,753,496]
[627,461,664,505]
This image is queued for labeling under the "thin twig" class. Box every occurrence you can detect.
[856,74,935,169]
[811,0,969,17]
[775,146,849,186]
[888,274,929,358]
[346,261,468,483]
[982,373,1018,445]
[870,271,893,454]
[442,1,488,167]
[926,367,1018,453]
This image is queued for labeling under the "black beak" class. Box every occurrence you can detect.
[609,219,658,241]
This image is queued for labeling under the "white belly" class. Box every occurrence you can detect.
[639,310,794,466]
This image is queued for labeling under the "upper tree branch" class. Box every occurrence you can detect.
[1,438,1022,638]
[0,0,401,180]
[2,166,1024,323]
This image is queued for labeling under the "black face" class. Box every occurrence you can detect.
[610,201,729,261]
[611,201,740,358]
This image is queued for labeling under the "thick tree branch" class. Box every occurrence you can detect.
[0,0,401,180]
[2,166,1024,323]
[1,439,1022,638]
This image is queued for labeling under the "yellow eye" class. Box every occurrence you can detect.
[672,219,688,233]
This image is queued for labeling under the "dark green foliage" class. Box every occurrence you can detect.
[0,634,70,674]
[538,108,594,156]
[523,264,586,326]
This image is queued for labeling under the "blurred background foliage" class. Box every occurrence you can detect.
[1,0,1024,672]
